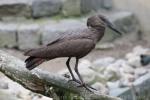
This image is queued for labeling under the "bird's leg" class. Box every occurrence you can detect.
[74,58,97,91]
[66,57,80,84]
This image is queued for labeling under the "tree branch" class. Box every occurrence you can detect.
[0,50,122,100]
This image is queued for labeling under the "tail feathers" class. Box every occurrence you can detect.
[24,49,34,56]
[25,57,46,70]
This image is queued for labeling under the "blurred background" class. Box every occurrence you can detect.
[0,0,149,100]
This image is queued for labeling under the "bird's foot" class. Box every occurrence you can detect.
[77,83,97,92]
[68,78,81,84]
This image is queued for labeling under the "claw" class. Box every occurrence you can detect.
[68,78,81,84]
[77,83,97,92]
[68,79,97,92]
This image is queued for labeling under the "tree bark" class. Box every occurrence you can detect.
[0,50,122,100]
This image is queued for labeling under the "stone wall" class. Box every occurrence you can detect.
[0,12,140,50]
[113,0,150,41]
[0,0,114,20]
[0,0,141,50]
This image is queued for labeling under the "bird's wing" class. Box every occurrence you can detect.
[46,29,90,46]
[24,38,95,58]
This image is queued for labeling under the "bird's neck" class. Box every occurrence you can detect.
[90,27,105,43]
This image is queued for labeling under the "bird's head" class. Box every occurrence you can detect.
[87,15,122,35]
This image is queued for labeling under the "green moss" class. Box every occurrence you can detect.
[53,88,83,100]
[51,14,65,21]
[137,89,150,100]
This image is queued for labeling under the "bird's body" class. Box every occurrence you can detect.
[24,15,122,90]
[25,25,105,69]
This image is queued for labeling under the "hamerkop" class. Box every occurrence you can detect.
[24,15,122,90]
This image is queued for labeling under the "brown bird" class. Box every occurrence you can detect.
[24,15,122,90]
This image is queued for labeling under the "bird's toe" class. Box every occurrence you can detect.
[77,83,97,92]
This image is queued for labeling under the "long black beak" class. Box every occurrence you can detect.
[104,19,122,36]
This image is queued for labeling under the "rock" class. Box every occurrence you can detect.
[95,73,108,84]
[120,63,135,74]
[17,24,40,50]
[119,74,135,87]
[62,0,81,16]
[99,11,140,43]
[104,64,121,81]
[81,0,113,13]
[109,59,127,75]
[0,82,8,89]
[92,82,109,94]
[100,27,120,42]
[0,23,17,48]
[132,46,149,55]
[92,57,115,72]
[32,0,62,18]
[78,59,92,70]
[127,56,141,68]
[135,68,148,77]
[41,25,62,45]
[79,68,96,83]
[101,0,113,9]
[0,90,19,100]
[126,46,149,59]
[7,81,30,99]
[93,57,115,67]
[140,54,150,66]
[0,0,32,19]
[41,19,85,45]
[95,43,115,50]
[40,96,52,100]
[110,11,139,33]
[123,74,136,82]
[58,69,69,76]
[125,53,135,60]
[81,0,101,13]
[126,46,149,67]
[107,81,120,90]
[114,59,127,67]
[32,95,52,100]
[0,77,31,99]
